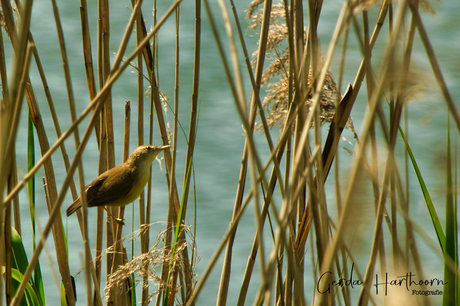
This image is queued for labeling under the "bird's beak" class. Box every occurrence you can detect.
[159,145,171,150]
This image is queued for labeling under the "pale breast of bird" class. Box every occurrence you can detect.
[115,164,152,206]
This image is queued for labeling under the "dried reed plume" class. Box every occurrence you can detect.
[249,1,356,134]
[104,225,193,302]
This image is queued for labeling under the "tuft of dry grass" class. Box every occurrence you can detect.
[103,224,193,303]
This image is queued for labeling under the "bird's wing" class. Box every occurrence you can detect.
[86,166,135,207]
[85,174,108,206]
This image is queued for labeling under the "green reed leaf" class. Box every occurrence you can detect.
[442,117,458,306]
[399,127,446,253]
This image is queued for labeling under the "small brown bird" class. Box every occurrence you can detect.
[66,144,170,218]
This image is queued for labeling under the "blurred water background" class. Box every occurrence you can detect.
[6,0,460,304]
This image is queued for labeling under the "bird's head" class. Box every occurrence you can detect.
[128,144,171,166]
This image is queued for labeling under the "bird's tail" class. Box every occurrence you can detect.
[66,198,82,217]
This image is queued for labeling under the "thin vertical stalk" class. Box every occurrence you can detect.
[99,0,117,282]
[28,33,79,201]
[229,0,287,302]
[80,0,101,147]
[0,12,9,103]
[4,158,14,305]
[187,0,201,301]
[402,3,417,271]
[216,0,273,303]
[362,6,389,283]
[288,0,306,300]
[112,101,130,304]
[3,0,78,301]
[408,2,460,132]
[94,0,106,288]
[145,5,157,304]
[179,1,201,298]
[50,1,90,303]
[8,44,39,306]
[167,4,180,306]
[128,1,149,305]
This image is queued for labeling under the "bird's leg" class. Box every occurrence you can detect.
[103,207,125,225]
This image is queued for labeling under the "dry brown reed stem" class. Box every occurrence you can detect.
[132,0,144,158]
[288,0,310,302]
[400,3,421,276]
[166,6,181,305]
[290,0,349,248]
[197,109,302,305]
[94,0,107,287]
[80,0,101,147]
[179,4,201,299]
[250,152,318,306]
[151,98,162,305]
[108,101,131,303]
[187,0,201,296]
[135,13,196,306]
[4,1,76,303]
[229,3,291,302]
[315,1,408,305]
[216,0,275,304]
[0,1,30,192]
[0,14,10,304]
[358,121,403,305]
[154,0,202,301]
[218,0,270,296]
[23,61,78,305]
[408,3,460,133]
[237,154,288,305]
[99,0,117,285]
[234,0,287,204]
[8,45,42,306]
[236,66,332,303]
[361,10,389,278]
[28,34,78,201]
[118,0,194,302]
[49,1,90,302]
[106,1,145,297]
[187,189,255,305]
[295,84,353,252]
[0,0,17,48]
[137,17,151,306]
[0,21,9,109]
[230,3,279,169]
[132,14,149,303]
[211,0,322,304]
[4,160,14,305]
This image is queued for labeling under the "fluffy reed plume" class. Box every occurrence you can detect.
[104,225,192,302]
[248,2,356,133]
[262,65,341,130]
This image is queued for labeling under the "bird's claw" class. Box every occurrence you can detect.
[114,217,125,226]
